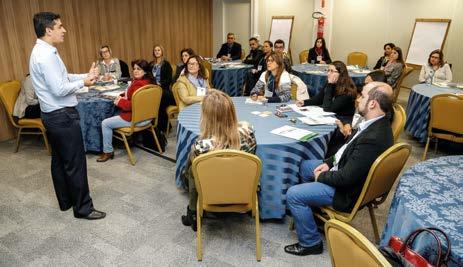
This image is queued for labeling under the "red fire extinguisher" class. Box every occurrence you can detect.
[317,17,325,38]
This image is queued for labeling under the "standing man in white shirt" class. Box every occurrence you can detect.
[29,12,106,220]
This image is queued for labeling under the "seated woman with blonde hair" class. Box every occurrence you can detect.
[181,89,257,231]
[419,49,452,84]
[250,51,291,103]
[177,55,210,111]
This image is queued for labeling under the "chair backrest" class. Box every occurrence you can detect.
[347,52,368,67]
[202,60,213,87]
[290,83,297,100]
[349,143,411,217]
[119,59,130,78]
[429,94,463,135]
[391,103,406,143]
[325,219,391,267]
[392,65,413,103]
[171,81,181,107]
[299,49,309,64]
[241,49,246,60]
[130,84,162,129]
[0,80,21,127]
[192,150,261,209]
[170,62,177,79]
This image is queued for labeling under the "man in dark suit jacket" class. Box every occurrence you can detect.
[284,82,394,256]
[216,32,242,61]
[243,37,263,65]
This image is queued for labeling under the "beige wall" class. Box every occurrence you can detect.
[213,0,462,83]
[257,0,314,64]
[214,0,314,63]
[331,0,462,84]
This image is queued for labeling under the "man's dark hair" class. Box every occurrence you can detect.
[274,39,285,47]
[366,70,386,83]
[249,37,258,42]
[367,86,393,114]
[33,12,60,38]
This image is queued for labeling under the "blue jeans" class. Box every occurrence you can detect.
[287,159,335,247]
[101,115,150,153]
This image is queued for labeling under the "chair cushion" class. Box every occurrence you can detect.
[18,118,44,128]
[116,124,152,134]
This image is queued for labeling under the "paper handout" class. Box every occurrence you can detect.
[271,125,318,141]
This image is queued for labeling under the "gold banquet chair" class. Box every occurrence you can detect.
[192,150,262,261]
[299,49,309,64]
[347,52,368,67]
[392,65,413,103]
[114,84,163,165]
[391,103,406,143]
[422,94,463,160]
[315,143,411,244]
[165,82,181,137]
[325,219,392,267]
[202,60,213,88]
[0,80,50,154]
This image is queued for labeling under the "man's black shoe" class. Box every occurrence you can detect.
[284,242,323,256]
[181,206,197,231]
[76,209,106,220]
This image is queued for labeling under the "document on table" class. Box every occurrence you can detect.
[245,98,264,105]
[101,90,125,98]
[93,84,121,91]
[76,86,89,94]
[288,104,335,116]
[298,116,337,125]
[304,70,325,74]
[271,125,318,141]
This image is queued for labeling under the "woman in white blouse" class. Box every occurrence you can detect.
[419,49,452,84]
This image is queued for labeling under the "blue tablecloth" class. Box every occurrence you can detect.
[175,97,336,219]
[212,63,253,96]
[292,64,367,96]
[405,84,462,143]
[380,156,463,267]
[76,89,118,152]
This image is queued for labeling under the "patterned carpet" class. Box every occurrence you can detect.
[0,88,456,266]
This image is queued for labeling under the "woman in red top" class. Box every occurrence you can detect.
[97,59,154,162]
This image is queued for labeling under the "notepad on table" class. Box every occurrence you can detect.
[245,98,264,105]
[271,125,318,141]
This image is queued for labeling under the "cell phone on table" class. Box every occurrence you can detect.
[275,111,288,118]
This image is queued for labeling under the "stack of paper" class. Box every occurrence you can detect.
[298,116,337,125]
[288,104,335,117]
[76,86,89,94]
[101,90,124,98]
[245,98,264,105]
[271,125,318,141]
[94,84,120,91]
[305,70,325,74]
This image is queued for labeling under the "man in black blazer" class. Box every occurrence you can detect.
[284,82,394,256]
[243,37,263,65]
[216,32,242,61]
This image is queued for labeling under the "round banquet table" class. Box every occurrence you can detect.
[175,97,337,219]
[380,156,463,267]
[405,84,462,143]
[212,62,253,96]
[76,89,118,152]
[292,64,368,96]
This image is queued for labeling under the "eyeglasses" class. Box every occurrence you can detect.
[327,69,339,73]
[188,62,199,66]
[100,50,110,54]
[430,56,440,59]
